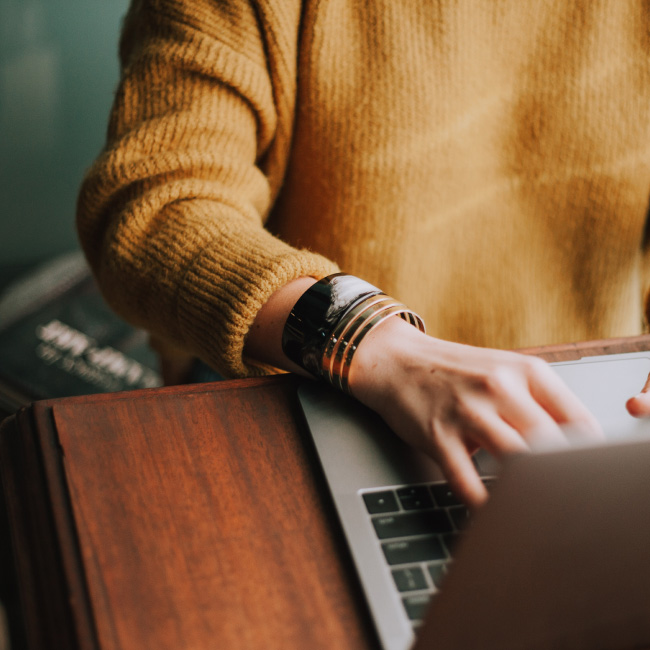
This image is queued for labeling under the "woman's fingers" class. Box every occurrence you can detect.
[523,358,605,441]
[488,383,570,451]
[626,372,650,417]
[431,354,606,500]
[458,405,529,457]
[432,430,489,509]
[465,360,596,453]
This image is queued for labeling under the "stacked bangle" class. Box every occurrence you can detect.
[282,273,425,394]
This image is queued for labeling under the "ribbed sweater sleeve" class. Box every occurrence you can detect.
[76,0,338,377]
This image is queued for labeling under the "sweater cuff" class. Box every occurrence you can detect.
[176,220,339,378]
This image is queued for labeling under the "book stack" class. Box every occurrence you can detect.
[0,252,162,418]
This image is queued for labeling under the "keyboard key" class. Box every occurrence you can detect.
[382,536,447,565]
[427,562,447,588]
[448,506,471,531]
[397,486,434,510]
[362,490,399,514]
[430,483,462,507]
[372,510,453,540]
[402,593,432,621]
[392,566,428,592]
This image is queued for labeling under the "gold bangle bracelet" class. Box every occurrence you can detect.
[338,305,425,394]
[320,295,425,393]
[327,299,405,388]
[321,294,395,384]
[290,273,426,394]
[322,296,402,386]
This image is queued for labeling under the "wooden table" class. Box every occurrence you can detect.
[2,336,650,650]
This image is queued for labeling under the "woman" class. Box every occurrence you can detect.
[77,0,650,506]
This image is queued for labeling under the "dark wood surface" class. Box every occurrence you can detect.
[1,375,377,650]
[2,336,650,650]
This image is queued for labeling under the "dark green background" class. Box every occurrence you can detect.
[1,0,130,266]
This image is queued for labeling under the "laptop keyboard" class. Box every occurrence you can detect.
[361,479,494,628]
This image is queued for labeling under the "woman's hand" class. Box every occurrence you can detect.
[626,374,650,417]
[348,316,604,508]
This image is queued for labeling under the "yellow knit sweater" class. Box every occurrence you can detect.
[77,0,650,377]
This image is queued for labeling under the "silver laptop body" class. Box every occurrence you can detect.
[298,352,650,650]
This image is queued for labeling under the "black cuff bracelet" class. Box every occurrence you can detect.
[281,273,382,377]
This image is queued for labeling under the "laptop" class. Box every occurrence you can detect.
[297,352,650,650]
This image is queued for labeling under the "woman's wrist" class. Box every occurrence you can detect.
[244,272,427,395]
[282,273,385,378]
[280,273,425,392]
[347,314,430,405]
